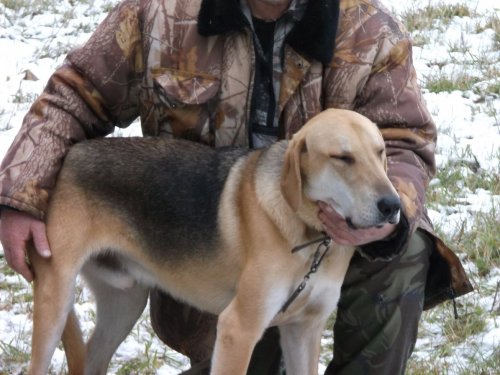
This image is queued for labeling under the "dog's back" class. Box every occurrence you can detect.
[58,137,249,261]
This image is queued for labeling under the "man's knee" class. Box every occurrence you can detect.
[328,230,433,374]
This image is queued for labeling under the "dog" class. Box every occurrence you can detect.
[27,108,400,375]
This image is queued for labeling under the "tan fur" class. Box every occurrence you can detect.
[27,109,400,375]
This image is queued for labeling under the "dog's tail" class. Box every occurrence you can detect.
[62,308,86,375]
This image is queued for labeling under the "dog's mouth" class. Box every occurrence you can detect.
[346,218,358,230]
[346,218,394,230]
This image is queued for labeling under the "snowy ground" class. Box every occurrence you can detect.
[0,0,499,374]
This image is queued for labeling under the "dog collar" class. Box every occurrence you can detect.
[280,236,331,313]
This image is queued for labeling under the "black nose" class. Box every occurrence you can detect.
[377,196,400,220]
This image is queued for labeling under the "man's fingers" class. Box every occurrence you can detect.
[0,208,47,280]
[31,222,51,258]
[4,245,34,282]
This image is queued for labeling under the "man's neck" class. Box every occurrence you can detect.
[247,0,292,21]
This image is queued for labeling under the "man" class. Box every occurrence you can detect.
[0,0,472,373]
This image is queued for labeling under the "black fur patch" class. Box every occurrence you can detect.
[64,137,249,262]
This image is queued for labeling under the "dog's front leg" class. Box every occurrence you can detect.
[279,319,326,375]
[210,269,287,375]
[210,302,263,374]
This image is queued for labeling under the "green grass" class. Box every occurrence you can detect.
[427,154,500,208]
[0,341,30,369]
[0,0,58,16]
[477,13,500,50]
[408,346,500,375]
[401,2,499,97]
[442,305,488,344]
[401,2,473,33]
[0,0,115,14]
[418,120,500,369]
[407,288,499,373]
[424,71,482,93]
[426,145,499,275]
[458,208,500,275]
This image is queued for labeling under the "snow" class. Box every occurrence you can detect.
[0,0,499,374]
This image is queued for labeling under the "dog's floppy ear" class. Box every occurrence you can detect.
[281,135,306,212]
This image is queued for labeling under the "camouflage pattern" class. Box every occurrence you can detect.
[0,0,472,370]
[326,229,432,374]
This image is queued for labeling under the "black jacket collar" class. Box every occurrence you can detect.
[198,0,340,64]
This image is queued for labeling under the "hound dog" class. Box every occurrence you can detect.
[27,109,400,375]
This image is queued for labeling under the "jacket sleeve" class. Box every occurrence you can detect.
[328,2,437,260]
[361,32,437,260]
[0,0,143,219]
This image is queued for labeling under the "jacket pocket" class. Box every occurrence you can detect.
[150,68,220,142]
[152,67,220,107]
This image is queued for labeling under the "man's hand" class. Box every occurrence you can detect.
[317,201,396,246]
[0,208,51,282]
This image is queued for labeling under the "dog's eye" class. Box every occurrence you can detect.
[331,155,354,165]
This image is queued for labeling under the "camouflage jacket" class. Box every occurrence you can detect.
[0,0,472,306]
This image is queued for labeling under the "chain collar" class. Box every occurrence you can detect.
[280,236,332,313]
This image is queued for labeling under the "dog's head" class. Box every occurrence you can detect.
[281,108,400,229]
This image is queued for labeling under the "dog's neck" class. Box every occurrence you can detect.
[295,198,324,233]
[254,142,324,246]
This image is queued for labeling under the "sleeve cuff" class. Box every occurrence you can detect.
[356,214,410,262]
